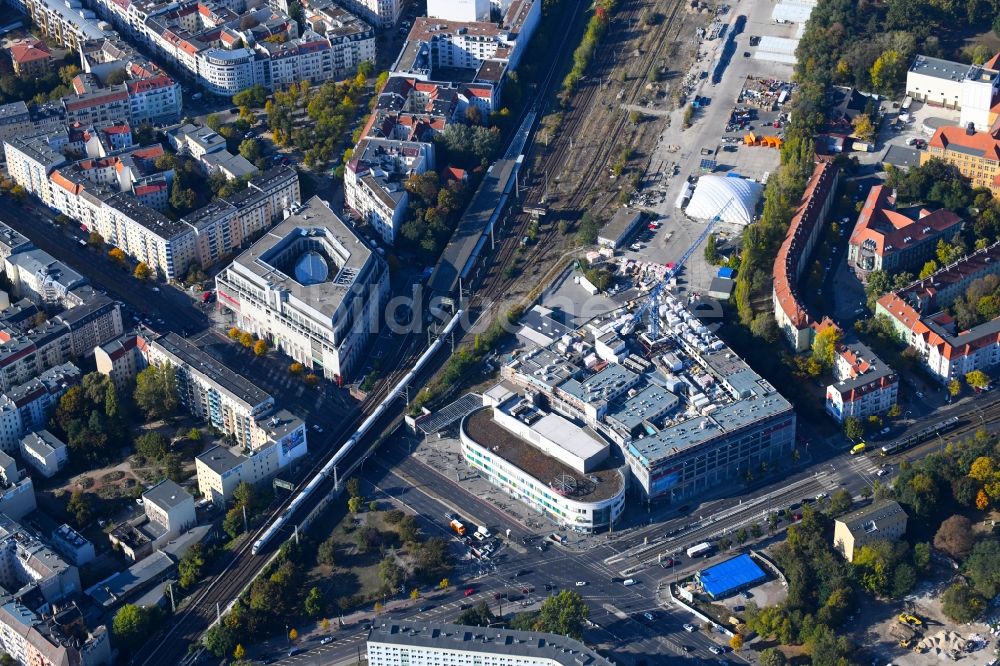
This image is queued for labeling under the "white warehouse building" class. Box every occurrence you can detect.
[905,54,1000,131]
[216,197,390,383]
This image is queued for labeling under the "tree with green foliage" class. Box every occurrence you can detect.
[942,582,985,623]
[828,489,853,516]
[759,648,787,666]
[413,537,452,582]
[239,138,261,163]
[232,84,267,109]
[914,542,931,572]
[398,514,420,543]
[348,496,363,514]
[533,590,589,639]
[304,586,325,618]
[456,601,496,627]
[870,50,905,94]
[704,233,720,265]
[67,491,92,528]
[575,213,600,246]
[203,620,238,656]
[179,543,207,589]
[223,507,244,539]
[355,525,381,553]
[134,363,178,419]
[113,604,157,652]
[964,539,1000,598]
[378,557,405,593]
[135,431,169,462]
[844,416,864,442]
[852,540,915,598]
[894,471,939,518]
[317,536,337,566]
[347,477,361,498]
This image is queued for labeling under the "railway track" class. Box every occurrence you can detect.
[140,333,424,666]
[147,2,702,660]
[476,0,690,308]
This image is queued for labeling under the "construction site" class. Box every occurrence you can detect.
[858,582,1000,666]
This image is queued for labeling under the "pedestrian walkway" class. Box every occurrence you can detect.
[405,430,610,552]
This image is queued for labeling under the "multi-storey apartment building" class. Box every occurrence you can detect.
[87,0,374,96]
[195,409,305,505]
[825,342,899,423]
[142,479,195,537]
[5,128,300,278]
[19,430,69,478]
[0,514,81,605]
[0,600,110,666]
[0,450,37,521]
[848,184,963,281]
[216,197,390,382]
[833,500,908,562]
[139,332,275,448]
[9,0,113,50]
[0,364,81,451]
[393,0,539,78]
[6,38,52,79]
[772,161,840,352]
[877,240,1000,382]
[343,138,434,244]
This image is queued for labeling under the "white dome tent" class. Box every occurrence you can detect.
[685,175,763,226]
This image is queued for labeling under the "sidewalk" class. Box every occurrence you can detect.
[404,431,607,552]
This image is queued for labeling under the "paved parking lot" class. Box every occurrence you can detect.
[622,0,794,295]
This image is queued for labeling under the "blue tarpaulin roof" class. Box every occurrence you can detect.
[697,554,766,599]
[717,267,735,279]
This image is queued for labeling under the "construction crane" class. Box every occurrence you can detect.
[627,197,737,339]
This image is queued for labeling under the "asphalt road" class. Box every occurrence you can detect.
[0,198,210,335]
[253,387,1000,666]
[254,439,751,666]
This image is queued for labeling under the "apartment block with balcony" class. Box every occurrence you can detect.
[877,240,1000,382]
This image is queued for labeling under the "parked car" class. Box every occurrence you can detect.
[683,624,695,632]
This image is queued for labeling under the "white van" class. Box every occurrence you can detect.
[623,578,638,586]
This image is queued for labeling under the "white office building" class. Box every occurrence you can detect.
[459,386,626,533]
[216,197,390,382]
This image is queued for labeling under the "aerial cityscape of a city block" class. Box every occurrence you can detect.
[0,0,998,663]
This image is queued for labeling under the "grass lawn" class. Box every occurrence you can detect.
[306,503,411,613]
